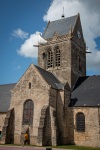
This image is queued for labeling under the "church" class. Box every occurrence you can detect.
[0,13,100,147]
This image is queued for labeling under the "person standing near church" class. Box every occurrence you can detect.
[24,133,28,145]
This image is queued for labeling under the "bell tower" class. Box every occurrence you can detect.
[38,13,86,88]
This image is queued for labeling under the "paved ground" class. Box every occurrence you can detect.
[0,145,48,150]
[0,146,46,150]
[0,145,72,150]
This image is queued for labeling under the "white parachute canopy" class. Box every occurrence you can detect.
[36,31,47,45]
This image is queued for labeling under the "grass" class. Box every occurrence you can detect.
[44,145,100,150]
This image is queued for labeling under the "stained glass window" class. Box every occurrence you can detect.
[23,100,34,125]
[76,112,85,132]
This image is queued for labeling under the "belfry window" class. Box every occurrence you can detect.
[76,112,85,132]
[55,46,60,67]
[23,100,34,125]
[47,49,53,68]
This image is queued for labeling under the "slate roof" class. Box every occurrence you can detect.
[35,65,63,89]
[70,76,100,107]
[0,83,16,112]
[43,15,77,39]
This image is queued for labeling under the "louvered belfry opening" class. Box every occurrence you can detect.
[55,46,60,67]
[47,46,61,69]
[47,48,53,68]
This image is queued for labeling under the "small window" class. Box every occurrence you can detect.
[76,112,85,132]
[29,82,31,89]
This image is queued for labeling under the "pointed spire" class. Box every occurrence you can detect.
[61,7,65,18]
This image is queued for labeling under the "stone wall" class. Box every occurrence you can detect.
[71,14,86,87]
[67,108,74,144]
[49,88,57,109]
[38,36,72,87]
[56,84,72,145]
[0,113,6,132]
[10,64,50,145]
[73,107,100,147]
[0,113,6,143]
[37,105,51,146]
[1,108,14,144]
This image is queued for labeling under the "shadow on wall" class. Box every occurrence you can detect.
[1,108,15,144]
[57,83,74,145]
[38,105,52,146]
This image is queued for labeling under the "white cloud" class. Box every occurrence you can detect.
[43,0,100,75]
[17,32,39,58]
[12,28,29,39]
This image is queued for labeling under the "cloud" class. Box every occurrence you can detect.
[17,32,39,58]
[43,0,100,75]
[12,28,29,39]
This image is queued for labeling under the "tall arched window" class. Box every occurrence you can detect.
[23,100,34,125]
[54,46,60,67]
[47,49,53,68]
[76,112,85,132]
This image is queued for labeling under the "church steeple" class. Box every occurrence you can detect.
[38,14,86,88]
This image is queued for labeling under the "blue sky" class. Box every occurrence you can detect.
[0,0,100,84]
[0,0,51,84]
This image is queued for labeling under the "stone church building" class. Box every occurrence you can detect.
[0,13,100,147]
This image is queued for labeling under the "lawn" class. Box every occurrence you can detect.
[46,145,100,150]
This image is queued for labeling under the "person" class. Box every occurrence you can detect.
[24,133,28,145]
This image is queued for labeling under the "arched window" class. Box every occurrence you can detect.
[54,46,60,67]
[47,49,53,68]
[23,100,34,125]
[76,112,85,132]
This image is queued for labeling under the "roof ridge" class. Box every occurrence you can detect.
[35,65,61,89]
[35,65,60,81]
[49,14,77,23]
